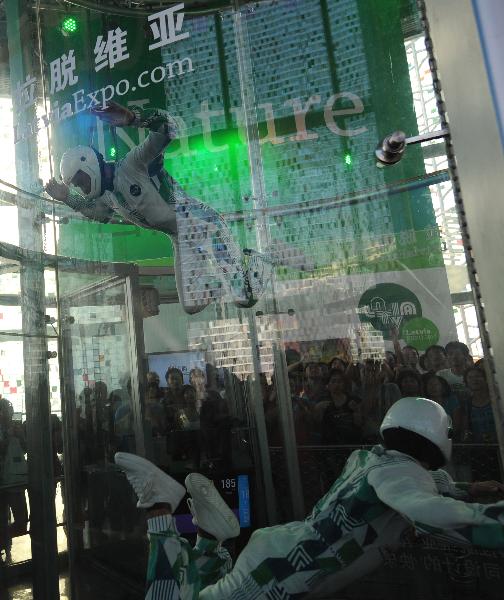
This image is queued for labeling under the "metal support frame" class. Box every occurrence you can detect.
[417,0,504,464]
[233,0,305,523]
[20,262,60,600]
[124,272,148,458]
[375,128,449,165]
[57,261,147,595]
[4,0,60,595]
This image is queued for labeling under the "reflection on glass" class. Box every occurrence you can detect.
[0,0,500,596]
[0,394,29,564]
[58,275,140,569]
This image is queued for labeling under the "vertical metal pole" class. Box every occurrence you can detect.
[246,311,277,524]
[319,0,349,162]
[21,260,59,600]
[272,344,305,520]
[214,13,242,210]
[6,0,60,595]
[124,272,147,458]
[58,299,81,600]
[419,0,504,473]
[232,1,304,522]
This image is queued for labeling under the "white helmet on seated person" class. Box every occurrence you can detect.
[380,396,453,468]
[60,145,104,200]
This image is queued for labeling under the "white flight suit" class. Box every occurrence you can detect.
[66,108,264,314]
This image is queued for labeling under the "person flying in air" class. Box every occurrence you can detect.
[45,101,277,314]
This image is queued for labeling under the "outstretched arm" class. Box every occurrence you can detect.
[432,468,504,500]
[44,178,114,223]
[92,101,178,169]
[369,460,504,548]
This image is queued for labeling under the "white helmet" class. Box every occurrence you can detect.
[380,397,452,465]
[60,145,103,200]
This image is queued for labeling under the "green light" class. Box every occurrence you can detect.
[61,16,78,34]
[109,147,117,159]
[344,151,353,166]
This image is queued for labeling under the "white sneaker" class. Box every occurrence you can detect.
[114,452,186,510]
[185,473,240,542]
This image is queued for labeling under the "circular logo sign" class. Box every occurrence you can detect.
[358,283,422,335]
[400,317,439,351]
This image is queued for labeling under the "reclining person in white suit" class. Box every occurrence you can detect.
[115,396,504,599]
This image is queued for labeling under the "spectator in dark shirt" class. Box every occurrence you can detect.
[460,366,500,481]
[400,345,420,372]
[289,372,313,445]
[145,382,166,437]
[163,367,185,431]
[200,390,230,464]
[189,368,206,411]
[179,385,199,429]
[437,341,471,398]
[164,367,184,406]
[360,361,400,442]
[320,370,362,444]
[264,372,313,446]
[329,357,348,373]
[390,328,420,373]
[147,371,161,386]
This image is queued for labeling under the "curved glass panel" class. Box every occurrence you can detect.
[0,0,501,597]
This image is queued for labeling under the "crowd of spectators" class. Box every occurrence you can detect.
[48,339,500,551]
[144,366,233,468]
[74,338,499,472]
[138,338,499,463]
[263,339,499,448]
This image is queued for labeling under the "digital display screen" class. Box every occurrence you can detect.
[147,351,206,385]
[174,474,251,534]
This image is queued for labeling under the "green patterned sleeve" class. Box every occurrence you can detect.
[369,460,504,548]
[431,469,471,500]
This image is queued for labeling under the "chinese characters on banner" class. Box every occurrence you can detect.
[50,50,78,94]
[17,3,189,107]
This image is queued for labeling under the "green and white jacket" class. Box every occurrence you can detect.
[146,445,504,599]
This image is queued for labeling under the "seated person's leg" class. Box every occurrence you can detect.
[115,454,237,599]
[115,453,198,598]
[146,512,201,600]
[185,473,239,589]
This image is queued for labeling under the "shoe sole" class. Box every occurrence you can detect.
[115,452,186,509]
[185,473,240,541]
